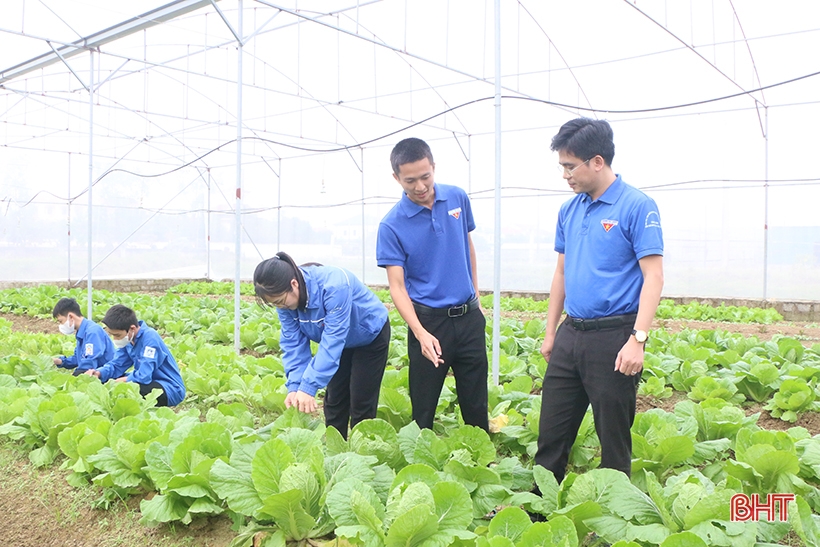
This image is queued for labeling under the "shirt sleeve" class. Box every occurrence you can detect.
[277,309,313,393]
[126,342,160,385]
[75,329,108,370]
[98,349,133,383]
[298,282,352,396]
[462,190,476,232]
[554,205,567,254]
[376,222,405,268]
[631,196,664,259]
[60,350,78,368]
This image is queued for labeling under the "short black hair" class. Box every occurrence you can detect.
[390,138,434,176]
[52,297,82,318]
[102,304,139,331]
[551,118,615,166]
[253,252,308,310]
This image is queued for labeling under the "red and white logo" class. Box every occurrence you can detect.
[601,219,618,232]
[730,493,794,521]
[448,207,462,220]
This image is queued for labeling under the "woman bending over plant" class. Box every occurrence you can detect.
[254,252,390,440]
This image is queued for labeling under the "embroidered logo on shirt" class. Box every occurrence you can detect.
[601,219,619,232]
[143,346,156,359]
[85,343,94,356]
[448,207,462,220]
[645,211,661,228]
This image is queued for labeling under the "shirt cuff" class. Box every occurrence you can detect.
[297,381,319,397]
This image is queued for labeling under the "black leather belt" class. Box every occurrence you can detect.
[413,297,480,318]
[566,313,637,331]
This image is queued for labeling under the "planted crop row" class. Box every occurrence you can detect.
[3,336,820,546]
[167,281,784,323]
[0,286,818,546]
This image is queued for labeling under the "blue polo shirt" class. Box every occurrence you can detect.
[58,317,115,372]
[377,183,476,308]
[556,175,663,319]
[277,265,389,396]
[97,321,186,406]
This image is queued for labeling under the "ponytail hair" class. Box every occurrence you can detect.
[253,252,308,310]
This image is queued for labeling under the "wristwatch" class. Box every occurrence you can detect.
[631,329,648,343]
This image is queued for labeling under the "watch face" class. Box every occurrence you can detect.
[634,330,648,343]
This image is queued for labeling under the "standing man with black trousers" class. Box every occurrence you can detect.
[377,137,489,433]
[535,118,664,483]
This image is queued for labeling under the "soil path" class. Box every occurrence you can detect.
[0,445,234,547]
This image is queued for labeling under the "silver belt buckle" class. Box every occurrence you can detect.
[448,304,467,317]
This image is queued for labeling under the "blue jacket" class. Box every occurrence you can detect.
[277,266,389,396]
[97,321,186,406]
[58,318,115,372]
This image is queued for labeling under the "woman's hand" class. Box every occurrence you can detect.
[286,390,318,414]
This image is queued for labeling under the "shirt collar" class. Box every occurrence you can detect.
[398,183,446,218]
[301,267,319,309]
[135,320,147,341]
[76,317,89,337]
[583,174,625,205]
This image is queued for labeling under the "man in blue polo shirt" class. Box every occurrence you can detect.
[52,297,115,376]
[86,304,186,407]
[535,118,664,483]
[377,137,489,432]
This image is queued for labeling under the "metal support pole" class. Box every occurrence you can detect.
[277,158,282,249]
[763,107,769,300]
[467,135,472,195]
[207,168,211,280]
[491,0,501,386]
[87,50,94,318]
[234,0,244,353]
[67,153,71,283]
[361,148,366,282]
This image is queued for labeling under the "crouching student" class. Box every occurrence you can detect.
[254,252,390,439]
[52,297,115,376]
[86,304,186,407]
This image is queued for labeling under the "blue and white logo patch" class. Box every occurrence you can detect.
[143,346,156,359]
[645,211,661,229]
[85,343,94,356]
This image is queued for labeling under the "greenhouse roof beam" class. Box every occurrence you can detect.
[255,0,496,89]
[47,40,89,91]
[0,0,220,85]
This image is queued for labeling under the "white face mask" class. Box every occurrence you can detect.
[113,332,132,349]
[59,318,75,336]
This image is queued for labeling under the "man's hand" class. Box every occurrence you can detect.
[114,376,127,383]
[53,357,62,366]
[540,333,555,363]
[286,390,317,414]
[85,369,101,379]
[614,338,644,376]
[415,329,444,367]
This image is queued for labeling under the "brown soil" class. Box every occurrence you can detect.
[495,310,820,347]
[635,391,689,415]
[0,444,235,547]
[744,402,820,435]
[654,318,820,347]
[635,393,820,437]
[1,312,57,334]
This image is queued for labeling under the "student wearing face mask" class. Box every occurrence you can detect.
[52,297,115,376]
[86,304,186,407]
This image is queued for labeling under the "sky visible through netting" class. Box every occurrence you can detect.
[1,0,819,300]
